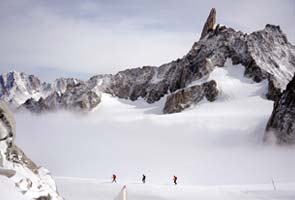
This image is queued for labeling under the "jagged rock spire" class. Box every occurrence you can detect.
[200,8,216,39]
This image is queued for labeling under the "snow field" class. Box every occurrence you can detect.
[12,61,295,199]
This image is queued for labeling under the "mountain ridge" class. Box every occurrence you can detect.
[1,23,294,113]
[1,8,295,144]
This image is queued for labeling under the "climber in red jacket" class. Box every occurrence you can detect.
[173,175,177,185]
[112,174,117,183]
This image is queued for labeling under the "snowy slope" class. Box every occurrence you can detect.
[12,63,295,199]
[15,63,295,182]
[206,60,268,101]
[0,176,31,200]
[55,177,295,200]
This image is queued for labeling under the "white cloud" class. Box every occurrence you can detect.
[0,5,195,76]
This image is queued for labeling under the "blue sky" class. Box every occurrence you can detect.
[0,0,294,81]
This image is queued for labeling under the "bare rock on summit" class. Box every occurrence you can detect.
[163,80,218,114]
[200,8,216,39]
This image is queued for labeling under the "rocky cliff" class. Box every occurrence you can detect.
[0,72,101,113]
[265,74,295,144]
[0,71,43,109]
[0,101,63,199]
[163,80,218,114]
[20,81,101,113]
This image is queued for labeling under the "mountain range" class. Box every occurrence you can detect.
[0,8,294,145]
[1,7,295,200]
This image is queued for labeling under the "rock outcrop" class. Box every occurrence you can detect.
[163,80,218,114]
[265,74,295,144]
[0,101,63,199]
[20,82,101,113]
[0,71,43,109]
[200,8,216,39]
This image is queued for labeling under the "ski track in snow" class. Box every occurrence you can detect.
[12,62,295,199]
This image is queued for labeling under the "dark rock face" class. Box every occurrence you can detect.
[245,25,295,93]
[101,60,212,104]
[265,74,295,144]
[21,98,48,114]
[266,79,282,102]
[60,82,101,111]
[163,80,218,114]
[35,195,51,200]
[200,8,216,39]
[204,80,219,102]
[0,71,41,94]
[20,82,101,113]
[0,71,43,109]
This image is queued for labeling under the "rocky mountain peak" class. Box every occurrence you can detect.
[200,8,216,39]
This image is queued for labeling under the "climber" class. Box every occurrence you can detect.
[173,175,177,185]
[142,174,146,184]
[112,174,117,183]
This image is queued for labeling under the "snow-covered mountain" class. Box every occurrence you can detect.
[1,9,294,110]
[21,79,101,114]
[0,71,43,108]
[0,71,101,113]
[0,101,63,200]
[1,8,295,144]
